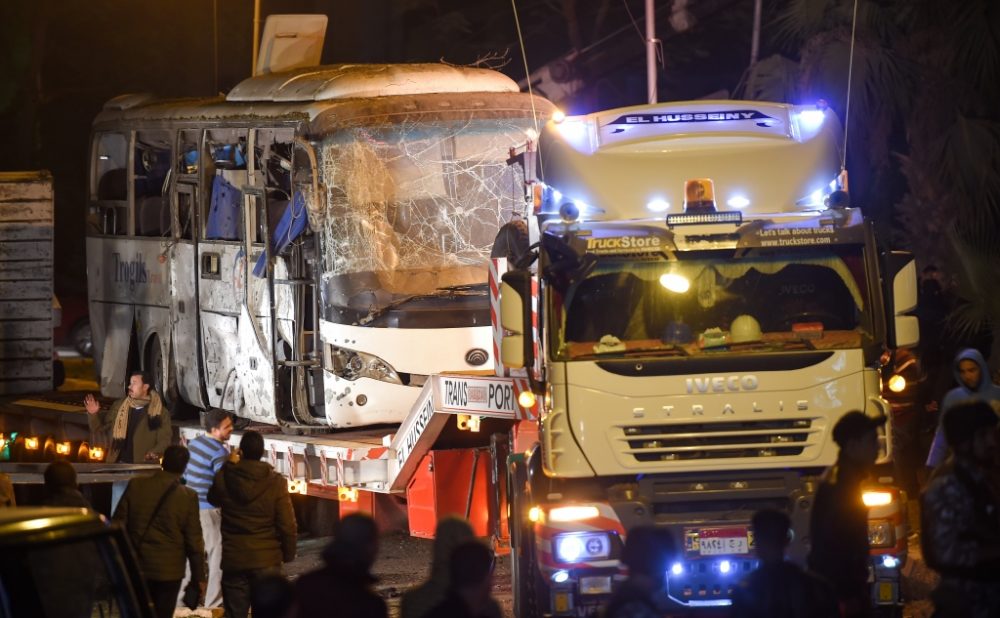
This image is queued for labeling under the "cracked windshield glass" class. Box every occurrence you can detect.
[316,117,531,328]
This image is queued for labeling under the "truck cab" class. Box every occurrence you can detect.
[499,100,916,615]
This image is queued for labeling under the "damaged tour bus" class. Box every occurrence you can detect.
[86,64,553,428]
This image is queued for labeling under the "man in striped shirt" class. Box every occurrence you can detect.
[178,408,234,610]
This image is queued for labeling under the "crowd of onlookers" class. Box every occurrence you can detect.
[0,261,995,617]
[33,353,994,618]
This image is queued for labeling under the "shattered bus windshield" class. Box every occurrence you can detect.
[549,246,873,361]
[317,116,531,328]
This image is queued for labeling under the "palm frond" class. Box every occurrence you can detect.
[770,0,835,48]
[945,211,1000,340]
[939,116,1000,215]
[745,54,801,102]
[944,1,1000,99]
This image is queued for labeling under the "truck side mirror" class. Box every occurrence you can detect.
[499,270,534,369]
[883,251,919,349]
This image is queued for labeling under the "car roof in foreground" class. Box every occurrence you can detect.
[0,507,108,545]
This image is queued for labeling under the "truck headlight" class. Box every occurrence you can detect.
[554,532,611,564]
[887,375,906,393]
[862,490,893,507]
[548,505,600,522]
[868,519,895,548]
[328,345,402,385]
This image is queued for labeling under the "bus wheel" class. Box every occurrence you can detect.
[148,337,192,419]
[491,220,530,265]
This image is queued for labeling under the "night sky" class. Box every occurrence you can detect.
[1,0,935,302]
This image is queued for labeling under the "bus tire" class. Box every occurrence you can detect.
[491,220,530,266]
[147,336,194,420]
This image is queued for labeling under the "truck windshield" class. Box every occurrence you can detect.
[317,116,532,327]
[549,245,873,361]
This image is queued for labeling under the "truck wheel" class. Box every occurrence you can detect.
[491,220,530,265]
[509,454,549,618]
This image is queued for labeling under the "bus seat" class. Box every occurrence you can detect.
[206,174,241,240]
[253,193,308,278]
[97,168,127,201]
[267,198,289,242]
[137,195,169,236]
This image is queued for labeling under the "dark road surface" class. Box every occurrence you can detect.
[284,530,936,618]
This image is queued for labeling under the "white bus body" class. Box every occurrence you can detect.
[86,63,553,428]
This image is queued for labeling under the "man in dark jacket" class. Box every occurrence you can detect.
[808,410,881,618]
[84,370,172,464]
[732,509,837,618]
[113,445,205,618]
[42,460,91,508]
[424,540,497,618]
[209,430,297,618]
[603,526,675,618]
[291,513,386,618]
[921,401,1000,617]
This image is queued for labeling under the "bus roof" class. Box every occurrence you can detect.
[94,64,533,128]
[226,63,520,103]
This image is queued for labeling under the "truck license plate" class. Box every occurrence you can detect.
[696,527,750,555]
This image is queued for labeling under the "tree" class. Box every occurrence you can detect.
[741,0,914,229]
[894,0,1000,362]
[746,0,1000,363]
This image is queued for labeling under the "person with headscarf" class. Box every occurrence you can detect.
[926,348,1000,469]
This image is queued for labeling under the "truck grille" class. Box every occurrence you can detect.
[619,419,817,462]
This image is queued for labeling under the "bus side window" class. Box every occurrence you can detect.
[90,132,128,236]
[175,130,201,241]
[253,129,294,245]
[178,129,200,175]
[204,128,248,241]
[134,131,172,237]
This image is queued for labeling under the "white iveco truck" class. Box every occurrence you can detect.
[498,100,916,615]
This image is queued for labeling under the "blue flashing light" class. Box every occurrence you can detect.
[719,560,732,574]
[798,109,826,132]
[671,562,684,576]
[882,555,899,569]
[552,570,570,584]
[555,536,584,563]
